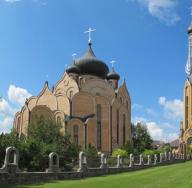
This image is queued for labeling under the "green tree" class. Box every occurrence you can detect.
[132,122,153,154]
[121,141,134,154]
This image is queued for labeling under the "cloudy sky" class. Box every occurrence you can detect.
[0,0,190,142]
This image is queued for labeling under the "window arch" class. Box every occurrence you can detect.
[97,104,102,150]
[123,114,126,145]
[117,109,119,144]
[57,116,61,125]
[17,117,21,134]
[69,91,73,100]
[73,125,78,145]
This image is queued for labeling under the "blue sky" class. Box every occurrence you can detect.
[0,0,190,142]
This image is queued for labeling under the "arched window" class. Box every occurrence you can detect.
[17,117,21,134]
[123,114,126,145]
[117,109,119,144]
[185,89,189,130]
[73,125,78,145]
[97,104,102,150]
[40,114,45,122]
[126,101,129,109]
[57,116,61,125]
[120,97,123,104]
[69,91,73,100]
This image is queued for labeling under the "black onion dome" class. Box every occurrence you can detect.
[74,43,109,79]
[66,63,80,74]
[188,24,192,34]
[107,68,120,80]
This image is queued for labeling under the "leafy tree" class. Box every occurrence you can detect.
[121,141,134,154]
[0,118,81,171]
[132,122,153,154]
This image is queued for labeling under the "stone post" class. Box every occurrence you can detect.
[117,155,123,168]
[172,152,175,160]
[147,155,151,165]
[139,154,144,166]
[164,152,167,161]
[0,147,20,173]
[78,152,87,173]
[46,152,60,173]
[129,154,134,167]
[100,153,108,169]
[154,154,157,165]
[168,152,171,161]
[160,153,163,163]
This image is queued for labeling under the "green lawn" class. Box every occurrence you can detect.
[3,161,192,188]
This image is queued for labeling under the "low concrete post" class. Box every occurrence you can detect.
[164,152,167,161]
[46,152,60,173]
[129,154,134,167]
[160,153,163,163]
[0,147,20,173]
[168,152,171,161]
[147,155,151,165]
[78,152,87,172]
[117,155,123,168]
[172,152,175,160]
[154,154,157,165]
[187,154,190,160]
[100,153,108,169]
[139,154,144,166]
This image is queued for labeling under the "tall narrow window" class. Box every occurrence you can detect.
[117,109,119,144]
[186,95,189,129]
[57,116,61,126]
[97,104,102,150]
[73,125,78,145]
[123,114,126,145]
[17,117,21,134]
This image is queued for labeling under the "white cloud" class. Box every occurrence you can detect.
[0,98,16,117]
[133,116,178,142]
[4,0,21,2]
[0,84,32,133]
[129,0,180,25]
[8,84,32,106]
[3,0,47,5]
[159,96,183,121]
[0,116,13,133]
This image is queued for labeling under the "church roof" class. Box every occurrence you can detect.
[107,68,120,80]
[66,63,80,74]
[74,43,109,79]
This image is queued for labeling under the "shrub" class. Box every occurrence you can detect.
[112,148,128,158]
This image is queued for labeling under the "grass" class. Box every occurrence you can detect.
[3,161,192,188]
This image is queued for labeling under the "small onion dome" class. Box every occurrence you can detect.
[66,63,80,74]
[188,24,192,34]
[107,68,120,80]
[74,43,109,79]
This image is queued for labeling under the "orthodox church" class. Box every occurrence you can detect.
[180,19,192,154]
[13,29,132,153]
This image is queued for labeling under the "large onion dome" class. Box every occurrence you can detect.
[188,24,192,34]
[74,43,109,79]
[66,63,80,74]
[107,68,120,80]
